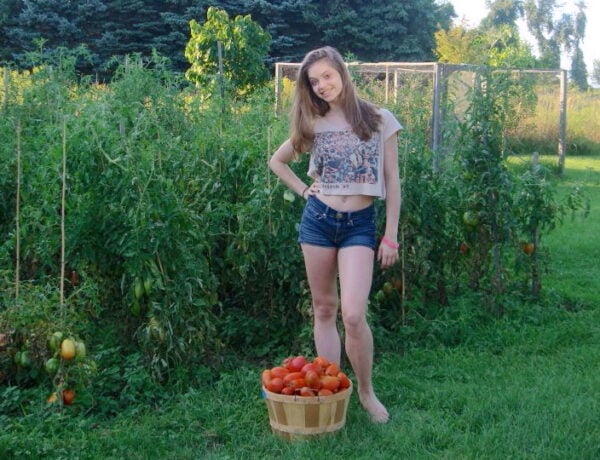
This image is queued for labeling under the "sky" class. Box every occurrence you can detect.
[446,0,599,76]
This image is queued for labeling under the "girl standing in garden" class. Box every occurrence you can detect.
[269,46,402,423]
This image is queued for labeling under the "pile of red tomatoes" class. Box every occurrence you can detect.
[261,355,351,397]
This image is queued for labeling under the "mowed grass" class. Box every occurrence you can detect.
[2,155,600,460]
[543,154,600,306]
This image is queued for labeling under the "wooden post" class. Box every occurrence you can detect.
[558,69,567,174]
[432,63,443,172]
[60,117,67,310]
[393,69,399,105]
[385,64,389,104]
[275,63,282,115]
[15,120,21,300]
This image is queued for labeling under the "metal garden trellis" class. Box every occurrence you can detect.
[274,62,568,173]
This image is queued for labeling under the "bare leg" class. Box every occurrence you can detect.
[338,246,389,423]
[301,244,341,364]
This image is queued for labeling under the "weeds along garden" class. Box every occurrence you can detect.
[0,52,591,417]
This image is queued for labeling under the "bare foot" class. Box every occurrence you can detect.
[359,392,389,423]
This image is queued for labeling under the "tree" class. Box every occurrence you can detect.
[1,0,456,75]
[481,0,523,28]
[435,23,535,68]
[304,0,454,62]
[0,0,22,65]
[522,0,587,75]
[5,0,106,69]
[184,7,271,98]
[435,24,487,64]
[567,1,588,90]
[226,0,322,63]
[569,47,588,91]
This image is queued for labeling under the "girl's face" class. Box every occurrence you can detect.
[307,59,344,105]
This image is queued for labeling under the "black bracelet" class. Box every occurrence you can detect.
[301,186,309,198]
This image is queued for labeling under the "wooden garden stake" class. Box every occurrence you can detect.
[60,116,67,310]
[15,119,21,299]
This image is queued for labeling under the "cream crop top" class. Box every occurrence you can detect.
[307,108,402,199]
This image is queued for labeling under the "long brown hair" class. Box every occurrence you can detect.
[290,46,382,153]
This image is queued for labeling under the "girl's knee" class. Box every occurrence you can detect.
[313,297,338,322]
[342,311,367,333]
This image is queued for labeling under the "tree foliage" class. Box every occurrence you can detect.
[184,7,271,97]
[435,23,535,68]
[0,0,456,77]
[436,0,589,86]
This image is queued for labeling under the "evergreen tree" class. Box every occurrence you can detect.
[5,0,106,68]
[233,0,322,63]
[0,0,456,75]
[304,0,453,62]
[569,47,588,91]
[0,0,22,64]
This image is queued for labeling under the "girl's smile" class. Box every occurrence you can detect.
[308,59,343,104]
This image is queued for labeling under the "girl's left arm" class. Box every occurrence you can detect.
[377,132,401,268]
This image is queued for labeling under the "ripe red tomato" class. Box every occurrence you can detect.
[320,375,340,392]
[313,356,330,371]
[299,387,315,397]
[318,388,333,397]
[523,242,535,255]
[62,389,76,405]
[305,370,322,390]
[281,386,295,395]
[283,371,303,384]
[266,377,284,393]
[288,356,307,372]
[301,363,321,375]
[261,369,272,386]
[287,378,306,390]
[270,366,290,379]
[325,363,340,376]
[337,372,351,389]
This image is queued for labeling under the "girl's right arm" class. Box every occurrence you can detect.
[269,139,310,198]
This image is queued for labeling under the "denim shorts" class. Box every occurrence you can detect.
[298,196,377,250]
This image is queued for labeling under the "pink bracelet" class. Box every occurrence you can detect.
[381,236,399,249]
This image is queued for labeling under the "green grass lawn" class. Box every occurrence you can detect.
[2,155,600,460]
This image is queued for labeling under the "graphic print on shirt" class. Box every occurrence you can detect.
[312,130,381,192]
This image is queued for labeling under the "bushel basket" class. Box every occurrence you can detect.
[262,382,352,440]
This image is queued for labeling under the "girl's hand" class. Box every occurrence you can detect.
[377,237,399,269]
[303,181,320,199]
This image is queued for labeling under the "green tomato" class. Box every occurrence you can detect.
[462,211,479,227]
[19,351,32,368]
[48,331,64,352]
[45,357,60,375]
[130,301,141,317]
[143,278,152,295]
[75,341,87,360]
[134,278,144,299]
